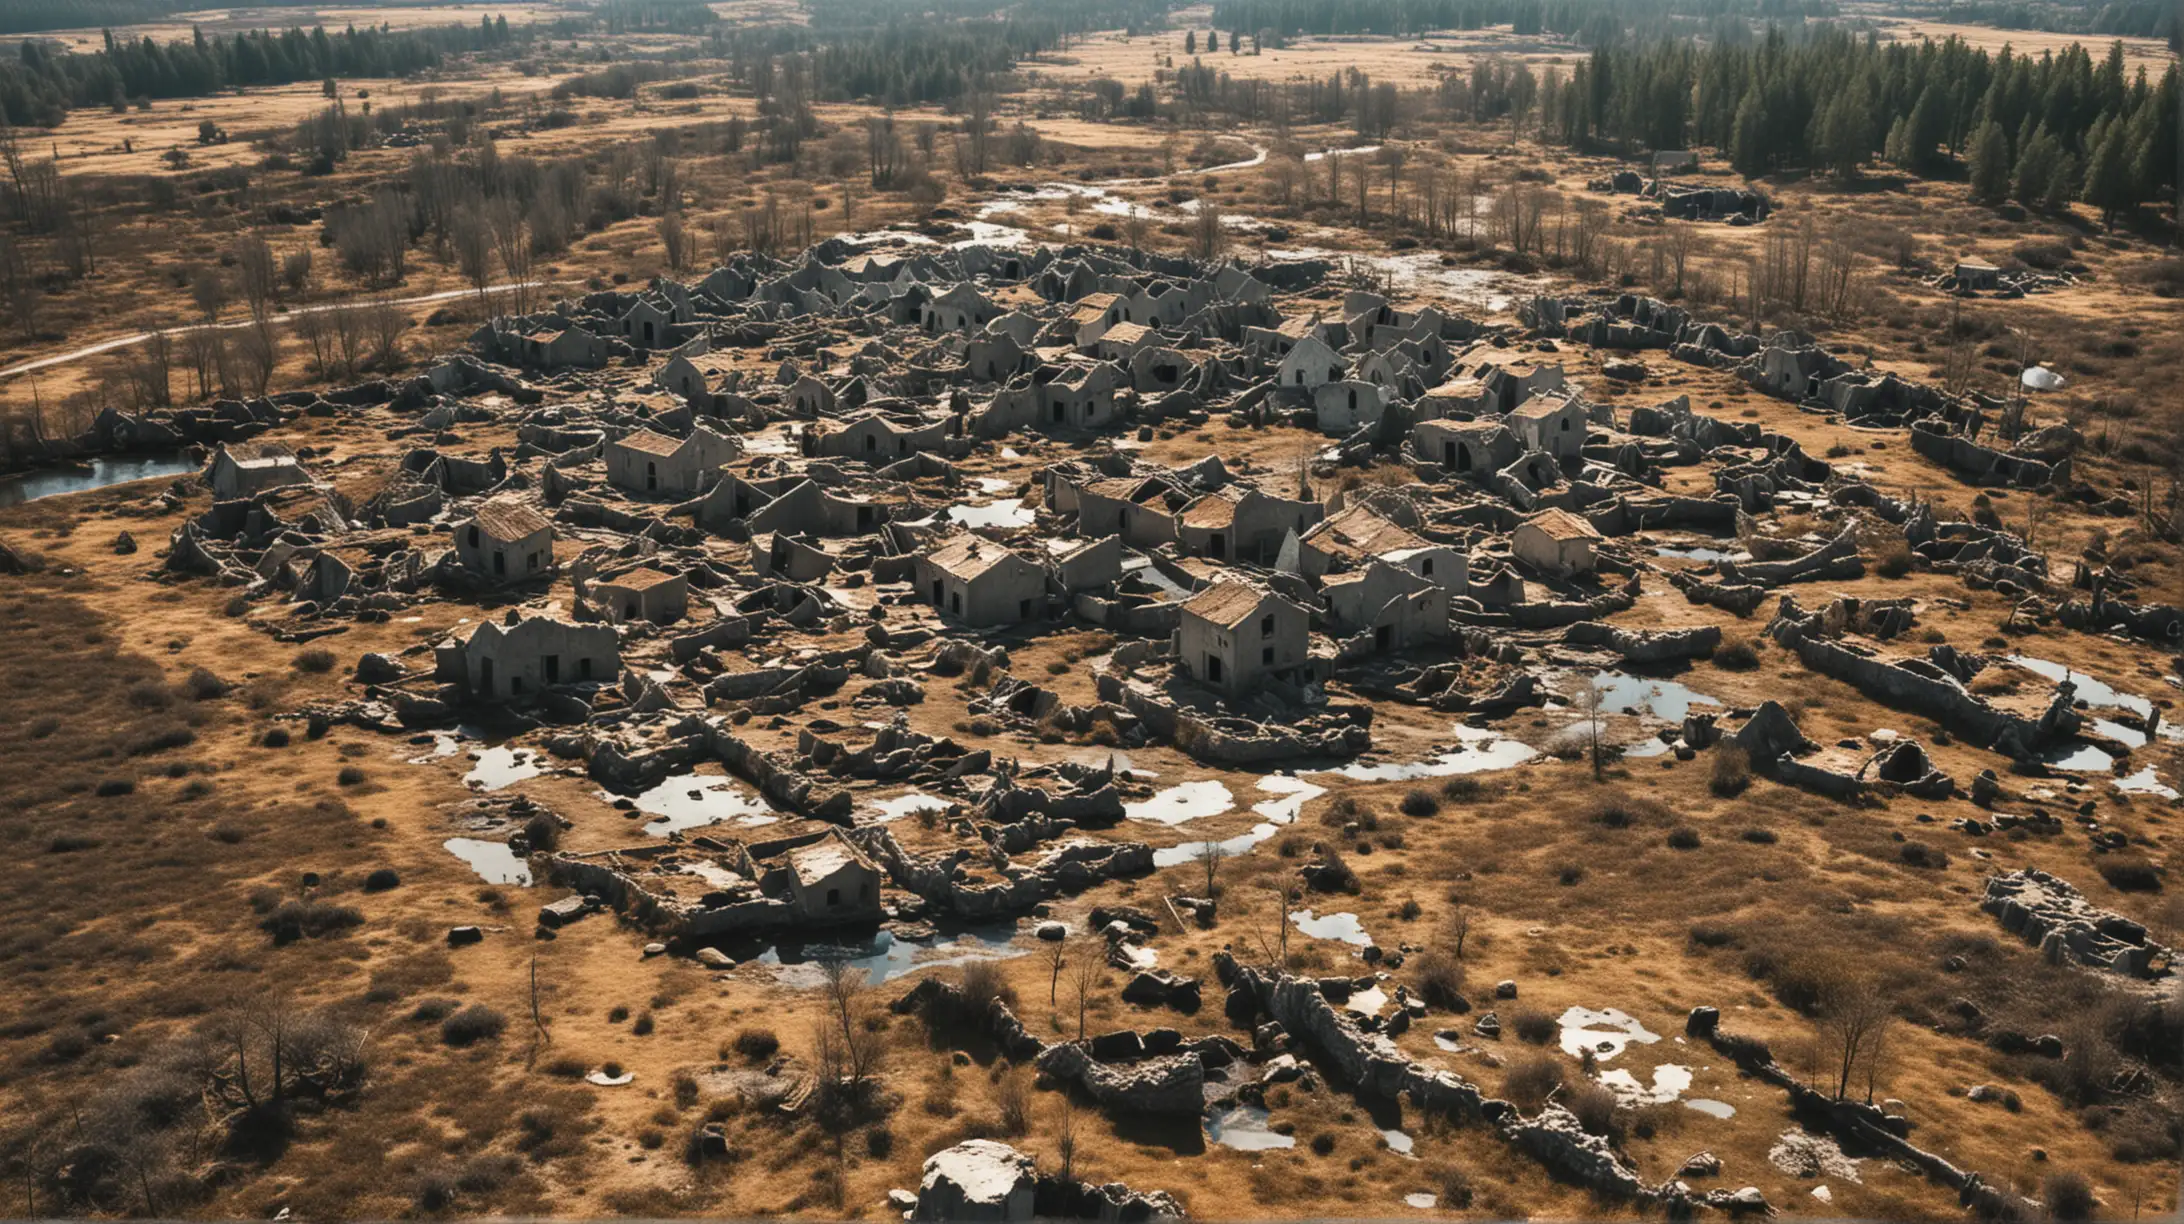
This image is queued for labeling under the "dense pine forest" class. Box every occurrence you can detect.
[1552,30,2177,222]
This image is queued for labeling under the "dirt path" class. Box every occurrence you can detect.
[0,279,573,383]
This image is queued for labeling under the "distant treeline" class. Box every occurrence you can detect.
[705,19,1067,108]
[1554,28,2177,218]
[0,19,522,126]
[1206,0,1837,40]
[1896,0,2174,40]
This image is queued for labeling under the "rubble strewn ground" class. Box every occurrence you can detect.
[1,171,2177,1221]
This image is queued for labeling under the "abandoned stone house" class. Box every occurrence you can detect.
[1277,335,1349,389]
[1068,292,1125,348]
[812,410,949,459]
[1245,312,1325,359]
[748,529,829,582]
[1380,544,1469,594]
[779,831,883,925]
[1412,419,1517,475]
[1478,359,1567,414]
[1415,376,1494,422]
[605,425,742,496]
[1284,504,1432,580]
[442,613,621,700]
[1506,393,1591,462]
[1512,507,1602,576]
[654,350,742,410]
[922,283,1001,334]
[207,445,309,499]
[1315,380,1393,434]
[1320,560,1451,651]
[784,374,838,417]
[1954,258,2001,291]
[518,326,609,369]
[1175,485,1322,563]
[1071,475,1177,548]
[917,536,1047,627]
[963,332,1034,383]
[1093,321,1158,363]
[1178,581,1312,697]
[454,498,554,584]
[616,296,679,349]
[1036,362,1127,429]
[590,566,688,624]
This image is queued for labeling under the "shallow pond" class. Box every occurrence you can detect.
[1325,725,1536,781]
[755,924,1024,988]
[464,746,544,791]
[0,454,196,507]
[1126,780,1235,826]
[944,498,1035,530]
[444,837,532,885]
[1557,1006,1661,1062]
[624,773,779,836]
[1290,909,1374,946]
[1205,1103,1295,1151]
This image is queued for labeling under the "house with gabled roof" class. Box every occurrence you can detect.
[1507,392,1590,462]
[917,536,1046,626]
[1277,334,1348,390]
[1178,581,1312,697]
[1282,504,1431,580]
[605,424,742,496]
[454,497,554,583]
[1512,507,1602,576]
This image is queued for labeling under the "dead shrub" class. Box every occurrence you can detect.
[440,1003,507,1047]
[1583,792,1667,828]
[1509,1008,1556,1044]
[1399,788,1441,817]
[1709,748,1751,797]
[733,1027,780,1061]
[2041,1171,2094,1221]
[1502,1052,1564,1108]
[293,648,337,673]
[1667,826,1702,850]
[1712,636,1760,670]
[2096,856,2160,892]
[1568,1080,1623,1139]
[260,899,363,944]
[1898,840,1948,869]
[1411,951,1466,1010]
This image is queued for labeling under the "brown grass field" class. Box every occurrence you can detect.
[0,4,2178,1218]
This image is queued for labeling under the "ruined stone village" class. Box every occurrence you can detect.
[27,230,2182,1221]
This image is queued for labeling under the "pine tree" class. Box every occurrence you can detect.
[2080,117,2133,228]
[1967,120,2012,204]
[2012,124,2059,205]
[1184,30,1195,54]
[1729,88,1767,177]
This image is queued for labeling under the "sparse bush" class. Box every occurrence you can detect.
[1399,788,1440,817]
[440,1003,507,1046]
[1510,1008,1556,1044]
[993,1067,1032,1136]
[1688,923,1738,948]
[1440,776,1483,802]
[1667,826,1702,850]
[2096,856,2160,892]
[337,765,368,786]
[1503,1052,1564,1107]
[1568,1080,1623,1139]
[2041,1171,2094,1222]
[1713,636,1759,670]
[1309,1131,1337,1156]
[1899,840,1948,869]
[1709,748,1751,797]
[632,1011,655,1036]
[294,647,337,673]
[734,1028,780,1061]
[1874,541,1913,578]
[261,899,364,944]
[364,867,401,891]
[523,811,561,852]
[262,727,291,748]
[1555,862,1584,886]
[1583,792,1667,828]
[1412,951,1466,1009]
[182,667,230,700]
[959,960,1018,1016]
[1741,826,1778,844]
